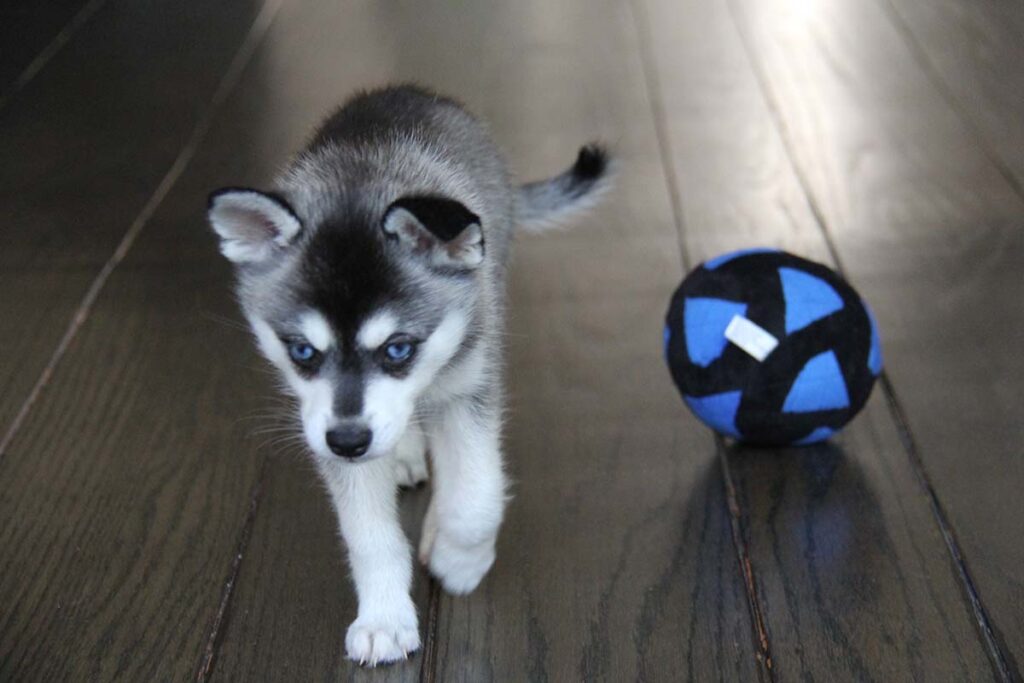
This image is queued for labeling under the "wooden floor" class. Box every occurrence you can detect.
[1,0,1021,680]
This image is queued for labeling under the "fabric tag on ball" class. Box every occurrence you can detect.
[725,315,779,362]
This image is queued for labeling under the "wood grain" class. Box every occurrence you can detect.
[725,402,996,681]
[0,233,268,679]
[0,0,262,435]
[434,403,759,682]
[0,1,291,677]
[882,0,1024,194]
[719,0,1023,675]
[639,0,1000,678]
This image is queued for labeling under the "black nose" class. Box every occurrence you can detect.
[325,424,373,458]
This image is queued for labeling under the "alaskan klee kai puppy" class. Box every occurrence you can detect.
[207,85,611,666]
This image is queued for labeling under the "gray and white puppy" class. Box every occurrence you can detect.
[207,85,611,666]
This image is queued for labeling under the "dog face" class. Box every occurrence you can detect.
[208,188,483,461]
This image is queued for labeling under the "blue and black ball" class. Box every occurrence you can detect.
[664,249,882,446]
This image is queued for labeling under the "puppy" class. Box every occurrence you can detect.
[207,85,611,666]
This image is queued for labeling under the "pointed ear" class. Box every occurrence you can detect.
[207,188,302,264]
[382,196,484,270]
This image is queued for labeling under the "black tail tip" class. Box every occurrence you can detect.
[572,144,609,181]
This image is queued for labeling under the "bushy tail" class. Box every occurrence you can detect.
[517,144,614,233]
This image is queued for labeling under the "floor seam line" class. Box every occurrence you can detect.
[626,0,776,678]
[879,375,1017,682]
[724,0,1016,678]
[718,441,776,682]
[418,579,442,683]
[0,0,285,463]
[0,0,109,113]
[194,457,270,682]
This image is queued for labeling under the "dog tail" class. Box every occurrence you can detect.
[516,143,614,233]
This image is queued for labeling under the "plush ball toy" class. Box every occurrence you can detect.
[663,249,882,446]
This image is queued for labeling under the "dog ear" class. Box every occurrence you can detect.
[382,196,484,270]
[207,188,302,264]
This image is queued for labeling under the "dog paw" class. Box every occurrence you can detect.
[393,432,429,489]
[345,614,421,667]
[425,531,496,595]
[392,452,428,489]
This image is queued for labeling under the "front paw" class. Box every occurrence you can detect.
[424,531,496,595]
[345,611,421,667]
[392,431,429,489]
[391,450,429,489]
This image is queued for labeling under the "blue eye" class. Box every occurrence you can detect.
[288,341,317,364]
[385,341,414,362]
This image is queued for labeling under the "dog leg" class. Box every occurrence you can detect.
[419,398,506,594]
[320,458,420,666]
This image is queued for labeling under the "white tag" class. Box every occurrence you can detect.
[725,315,779,362]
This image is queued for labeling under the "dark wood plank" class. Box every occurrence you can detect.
[210,1,759,680]
[435,398,758,682]
[882,0,1024,193]
[0,0,263,435]
[724,402,997,681]
[0,215,266,679]
[0,2,302,679]
[640,0,1000,678]
[718,0,1023,675]
[0,0,93,94]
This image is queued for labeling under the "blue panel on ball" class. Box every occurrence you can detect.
[783,350,851,413]
[683,390,743,438]
[684,297,748,367]
[793,426,835,445]
[866,306,883,375]
[703,248,779,271]
[778,267,845,334]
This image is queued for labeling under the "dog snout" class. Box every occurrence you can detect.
[325,422,373,459]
